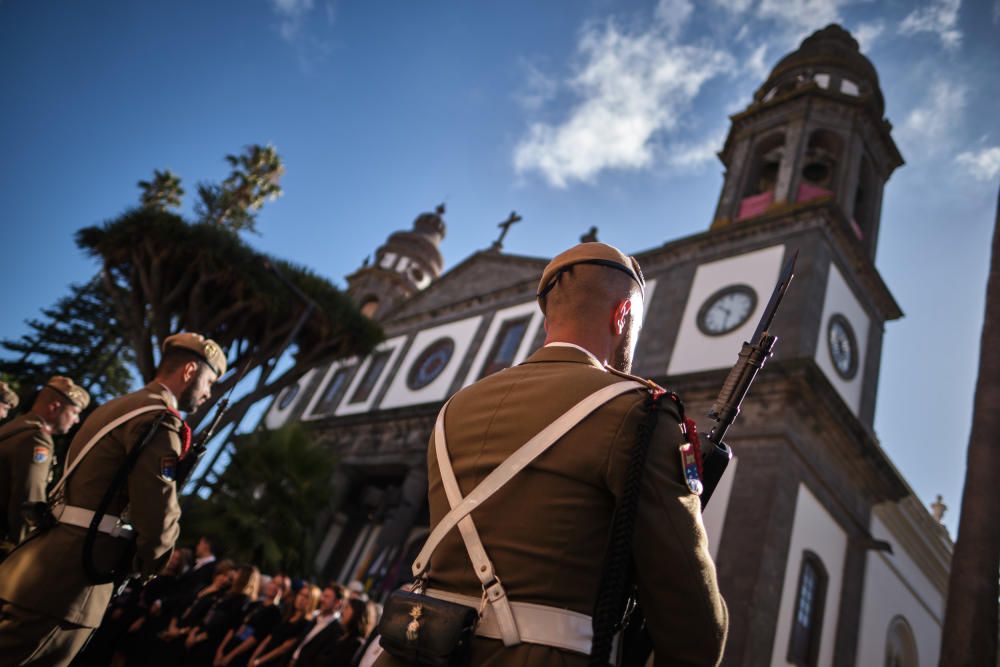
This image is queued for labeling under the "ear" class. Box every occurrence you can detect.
[543,318,550,334]
[611,299,632,336]
[181,361,199,383]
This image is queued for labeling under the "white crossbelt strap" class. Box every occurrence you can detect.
[413,380,643,649]
[50,405,166,497]
[52,503,135,539]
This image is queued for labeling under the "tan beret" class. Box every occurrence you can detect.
[537,242,645,300]
[163,332,227,376]
[0,381,19,408]
[46,376,90,410]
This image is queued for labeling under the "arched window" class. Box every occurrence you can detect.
[360,296,380,319]
[852,155,877,242]
[884,615,918,667]
[787,550,828,667]
[798,130,842,203]
[737,132,785,221]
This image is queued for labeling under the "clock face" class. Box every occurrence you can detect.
[407,337,456,390]
[827,314,858,380]
[696,284,758,336]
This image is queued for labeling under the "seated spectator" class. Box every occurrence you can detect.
[288,586,344,667]
[149,560,235,667]
[185,565,260,666]
[213,578,283,667]
[326,598,367,667]
[248,585,320,667]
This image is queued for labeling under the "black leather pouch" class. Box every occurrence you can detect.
[378,589,479,667]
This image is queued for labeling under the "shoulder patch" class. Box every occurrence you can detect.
[32,446,50,463]
[160,455,177,481]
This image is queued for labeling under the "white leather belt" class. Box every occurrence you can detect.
[54,504,136,540]
[426,588,618,661]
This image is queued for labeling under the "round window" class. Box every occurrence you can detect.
[277,382,300,410]
[407,338,455,390]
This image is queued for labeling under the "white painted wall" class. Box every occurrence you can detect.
[263,368,317,429]
[668,246,786,375]
[855,514,944,667]
[461,301,543,388]
[381,316,484,409]
[771,483,847,667]
[813,262,869,415]
[702,456,737,560]
[336,335,407,416]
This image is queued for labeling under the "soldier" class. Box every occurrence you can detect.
[376,243,727,666]
[0,333,226,667]
[0,377,88,549]
[0,382,19,422]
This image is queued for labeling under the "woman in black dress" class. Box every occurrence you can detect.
[247,584,320,667]
[184,565,260,667]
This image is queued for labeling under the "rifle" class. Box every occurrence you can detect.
[619,250,798,666]
[699,249,798,508]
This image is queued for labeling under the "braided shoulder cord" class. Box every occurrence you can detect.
[590,391,662,667]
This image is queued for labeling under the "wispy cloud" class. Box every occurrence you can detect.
[853,20,885,51]
[513,0,732,188]
[514,60,559,112]
[270,0,315,41]
[757,0,845,39]
[899,0,962,50]
[665,127,727,170]
[899,80,967,148]
[956,146,1000,181]
[744,43,770,80]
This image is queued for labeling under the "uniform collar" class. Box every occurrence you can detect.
[150,382,179,411]
[521,343,607,371]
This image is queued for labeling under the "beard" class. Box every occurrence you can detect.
[178,381,202,413]
[609,328,637,374]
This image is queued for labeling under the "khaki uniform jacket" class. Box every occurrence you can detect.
[0,383,184,627]
[376,346,727,667]
[0,414,55,544]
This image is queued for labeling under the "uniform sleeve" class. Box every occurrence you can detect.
[127,413,183,576]
[24,433,54,504]
[605,397,728,667]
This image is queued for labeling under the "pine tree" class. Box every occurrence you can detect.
[0,277,135,406]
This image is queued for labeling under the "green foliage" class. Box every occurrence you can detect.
[195,144,284,233]
[137,169,184,211]
[0,277,135,406]
[181,424,335,576]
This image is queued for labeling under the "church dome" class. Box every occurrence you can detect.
[412,203,446,244]
[755,24,885,117]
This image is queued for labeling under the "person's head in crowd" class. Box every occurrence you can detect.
[260,578,280,605]
[231,565,260,599]
[155,333,227,413]
[0,381,19,420]
[203,559,236,594]
[346,580,368,601]
[164,547,193,576]
[339,598,367,639]
[317,586,341,617]
[195,536,215,561]
[32,376,89,435]
[287,584,321,621]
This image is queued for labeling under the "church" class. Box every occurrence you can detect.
[262,25,950,667]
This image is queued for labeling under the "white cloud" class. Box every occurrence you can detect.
[515,60,559,111]
[712,0,754,12]
[666,127,727,170]
[744,44,770,80]
[899,80,967,148]
[513,2,732,188]
[853,20,885,52]
[757,0,844,37]
[269,0,315,41]
[956,147,1000,181]
[899,0,962,50]
[994,0,1000,24]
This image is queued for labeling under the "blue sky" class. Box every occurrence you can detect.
[2,0,998,535]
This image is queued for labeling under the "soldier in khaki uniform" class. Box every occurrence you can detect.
[376,243,727,667]
[0,382,18,422]
[0,377,88,549]
[0,333,226,667]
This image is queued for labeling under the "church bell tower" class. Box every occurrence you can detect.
[712,24,903,259]
[346,204,447,320]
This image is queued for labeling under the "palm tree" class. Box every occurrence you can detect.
[939,184,1000,666]
[137,169,184,211]
[195,144,284,233]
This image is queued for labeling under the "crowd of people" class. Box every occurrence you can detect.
[72,537,382,667]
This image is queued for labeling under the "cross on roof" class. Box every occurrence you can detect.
[490,211,522,251]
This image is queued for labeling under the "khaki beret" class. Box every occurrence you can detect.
[537,242,645,300]
[0,381,19,408]
[163,332,227,377]
[46,376,90,410]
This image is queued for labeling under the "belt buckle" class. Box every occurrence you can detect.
[480,575,505,617]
